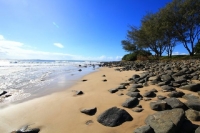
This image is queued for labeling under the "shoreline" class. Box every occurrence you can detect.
[0,65,98,108]
[1,64,200,133]
[0,67,144,133]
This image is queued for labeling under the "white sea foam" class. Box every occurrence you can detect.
[0,59,100,104]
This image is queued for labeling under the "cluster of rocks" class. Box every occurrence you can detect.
[98,60,200,132]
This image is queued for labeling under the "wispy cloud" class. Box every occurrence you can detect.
[53,22,59,28]
[54,43,64,48]
[0,35,121,61]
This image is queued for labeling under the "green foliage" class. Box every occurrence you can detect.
[122,53,137,61]
[194,41,200,54]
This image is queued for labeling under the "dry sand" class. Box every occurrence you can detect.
[0,67,200,133]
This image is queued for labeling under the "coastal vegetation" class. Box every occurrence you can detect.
[121,0,200,60]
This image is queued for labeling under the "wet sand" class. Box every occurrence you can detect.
[0,67,200,133]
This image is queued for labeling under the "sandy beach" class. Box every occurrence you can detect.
[1,66,200,133]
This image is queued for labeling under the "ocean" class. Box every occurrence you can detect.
[0,59,101,106]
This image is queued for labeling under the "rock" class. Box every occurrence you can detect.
[102,79,107,82]
[78,69,82,71]
[167,91,185,98]
[131,84,143,88]
[180,83,200,91]
[144,98,151,101]
[132,74,140,79]
[134,125,154,133]
[80,107,97,115]
[82,79,87,82]
[185,109,200,121]
[150,88,158,92]
[150,100,167,111]
[118,93,124,96]
[171,82,181,87]
[161,85,175,92]
[108,88,118,93]
[120,82,129,86]
[143,91,156,97]
[157,82,167,86]
[122,97,139,108]
[128,87,140,92]
[117,85,126,89]
[157,95,166,100]
[0,91,7,96]
[148,76,158,81]
[145,108,185,133]
[126,92,141,98]
[102,75,106,77]
[97,107,133,127]
[185,99,200,111]
[164,98,186,109]
[15,125,40,133]
[183,93,199,100]
[161,74,173,82]
[137,105,142,108]
[76,90,83,95]
[132,108,144,112]
[196,126,200,133]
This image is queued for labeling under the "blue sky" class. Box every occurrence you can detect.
[0,0,187,61]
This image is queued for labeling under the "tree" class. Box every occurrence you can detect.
[121,26,141,53]
[140,13,167,57]
[164,0,200,56]
[194,41,200,54]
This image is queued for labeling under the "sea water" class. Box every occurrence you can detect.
[0,59,100,106]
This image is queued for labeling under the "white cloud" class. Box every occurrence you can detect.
[0,35,121,61]
[54,43,64,48]
[0,35,4,40]
[172,52,188,55]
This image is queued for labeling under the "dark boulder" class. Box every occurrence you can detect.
[185,99,200,111]
[131,84,143,88]
[134,125,154,133]
[150,100,167,111]
[164,98,186,109]
[180,83,200,92]
[126,92,141,98]
[161,85,175,92]
[145,108,185,133]
[183,93,199,100]
[161,74,173,82]
[76,90,83,95]
[108,88,118,93]
[133,74,140,79]
[97,107,133,127]
[185,109,200,121]
[117,85,126,89]
[167,91,185,98]
[122,97,139,108]
[0,91,7,96]
[128,87,140,92]
[80,107,97,115]
[157,95,166,100]
[143,91,156,98]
